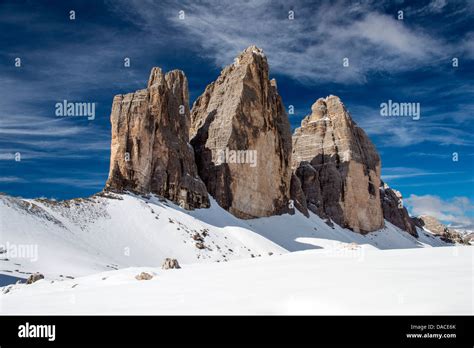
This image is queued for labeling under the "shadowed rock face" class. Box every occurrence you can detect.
[289,174,309,217]
[380,181,418,237]
[105,68,209,209]
[292,96,384,233]
[190,46,292,219]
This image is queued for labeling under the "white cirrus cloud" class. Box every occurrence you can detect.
[382,167,463,181]
[350,104,474,147]
[110,0,455,84]
[0,176,27,183]
[36,177,105,189]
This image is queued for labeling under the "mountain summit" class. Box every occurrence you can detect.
[103,45,421,236]
[190,45,292,219]
[292,96,384,233]
[105,68,209,209]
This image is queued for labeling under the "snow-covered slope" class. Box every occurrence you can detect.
[1,246,471,315]
[0,192,450,282]
[248,211,447,251]
[1,192,469,315]
[0,192,285,280]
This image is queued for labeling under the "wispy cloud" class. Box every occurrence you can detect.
[405,194,474,229]
[0,124,84,137]
[0,13,156,166]
[406,152,451,158]
[0,176,27,183]
[111,0,459,84]
[0,113,110,162]
[393,178,474,187]
[36,177,105,189]
[382,167,462,180]
[351,104,474,147]
[0,176,104,189]
[406,152,474,159]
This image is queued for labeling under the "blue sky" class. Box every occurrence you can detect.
[0,0,473,227]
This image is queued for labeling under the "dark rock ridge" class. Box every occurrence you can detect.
[190,46,292,219]
[289,174,309,217]
[105,67,209,209]
[379,181,418,237]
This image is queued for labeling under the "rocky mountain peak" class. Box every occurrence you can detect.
[235,45,266,62]
[190,46,292,219]
[102,47,421,236]
[105,67,209,209]
[292,95,384,233]
[147,67,165,87]
[295,95,379,169]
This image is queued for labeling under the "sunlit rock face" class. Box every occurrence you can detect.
[190,46,292,219]
[105,68,209,209]
[292,96,384,233]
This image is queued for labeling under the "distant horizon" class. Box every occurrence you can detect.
[1,0,473,229]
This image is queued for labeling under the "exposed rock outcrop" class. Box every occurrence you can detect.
[289,174,309,217]
[190,46,292,218]
[102,47,421,236]
[292,96,384,233]
[162,258,181,269]
[415,215,446,235]
[135,272,153,280]
[416,215,466,244]
[26,273,44,284]
[464,232,474,245]
[380,181,418,237]
[105,68,209,209]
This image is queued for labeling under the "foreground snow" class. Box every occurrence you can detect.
[2,192,468,315]
[0,192,448,281]
[1,246,471,315]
